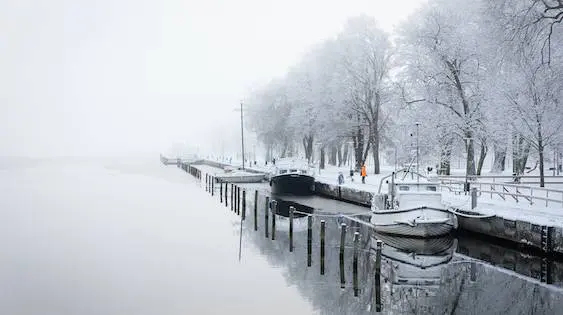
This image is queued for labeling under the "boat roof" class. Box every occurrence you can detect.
[275,158,310,169]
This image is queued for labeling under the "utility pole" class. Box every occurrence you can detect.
[240,101,245,170]
[416,122,420,182]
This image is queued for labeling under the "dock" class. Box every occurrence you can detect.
[162,156,563,255]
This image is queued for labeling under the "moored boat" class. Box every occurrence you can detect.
[269,158,315,195]
[370,170,458,237]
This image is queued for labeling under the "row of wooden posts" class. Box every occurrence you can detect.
[189,166,382,311]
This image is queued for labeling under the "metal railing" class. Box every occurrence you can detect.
[439,178,563,208]
[438,174,563,185]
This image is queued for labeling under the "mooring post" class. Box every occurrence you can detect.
[242,190,246,220]
[224,182,228,207]
[375,239,382,312]
[254,190,258,231]
[289,206,295,252]
[205,174,208,191]
[353,231,359,297]
[230,184,234,211]
[220,181,223,203]
[340,223,347,288]
[307,215,313,267]
[320,220,326,275]
[211,177,214,196]
[237,186,241,215]
[264,196,270,238]
[271,200,277,240]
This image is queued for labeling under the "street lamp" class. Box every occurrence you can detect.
[234,101,246,170]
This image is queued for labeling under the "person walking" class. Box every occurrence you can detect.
[338,172,345,185]
[361,164,367,184]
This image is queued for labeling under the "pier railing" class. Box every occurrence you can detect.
[438,174,563,185]
[440,178,563,208]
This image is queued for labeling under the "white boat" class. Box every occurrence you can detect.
[371,233,456,286]
[370,170,458,237]
[269,158,315,195]
[215,172,265,183]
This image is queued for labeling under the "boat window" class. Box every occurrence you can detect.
[279,169,287,174]
[426,185,437,191]
[300,170,307,174]
[399,186,410,191]
[289,169,298,173]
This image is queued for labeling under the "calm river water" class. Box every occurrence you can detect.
[2,157,563,315]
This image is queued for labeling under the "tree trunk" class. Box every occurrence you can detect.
[342,143,349,167]
[476,141,487,175]
[362,139,372,170]
[513,134,531,174]
[337,144,343,167]
[353,122,365,171]
[371,130,380,174]
[465,133,476,176]
[329,145,337,166]
[303,135,314,163]
[439,137,453,175]
[538,124,545,187]
[491,145,506,173]
[320,147,326,169]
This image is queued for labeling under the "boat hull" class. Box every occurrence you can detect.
[270,174,315,195]
[371,207,457,237]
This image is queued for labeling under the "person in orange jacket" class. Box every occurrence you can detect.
[361,164,367,184]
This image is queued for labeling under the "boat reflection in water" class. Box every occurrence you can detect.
[372,233,457,286]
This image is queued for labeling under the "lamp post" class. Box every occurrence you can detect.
[415,122,420,182]
[239,101,245,170]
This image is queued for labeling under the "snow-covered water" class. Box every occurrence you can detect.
[0,158,317,315]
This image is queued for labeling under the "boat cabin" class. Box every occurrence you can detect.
[273,159,313,177]
[388,181,444,210]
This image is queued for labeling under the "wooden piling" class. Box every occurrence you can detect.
[220,181,223,203]
[211,177,214,196]
[289,206,295,252]
[230,184,234,211]
[307,215,312,267]
[375,240,382,312]
[224,182,228,207]
[264,196,270,238]
[320,220,326,275]
[237,186,241,215]
[271,200,277,240]
[242,190,246,220]
[254,190,258,231]
[353,231,359,296]
[340,223,347,288]
[205,174,208,191]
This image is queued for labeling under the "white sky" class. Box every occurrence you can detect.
[0,0,426,157]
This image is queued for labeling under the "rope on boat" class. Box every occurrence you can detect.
[291,209,374,218]
[447,207,496,219]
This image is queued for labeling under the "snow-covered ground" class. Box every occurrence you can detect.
[0,158,317,315]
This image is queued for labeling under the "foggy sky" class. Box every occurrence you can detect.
[0,0,425,157]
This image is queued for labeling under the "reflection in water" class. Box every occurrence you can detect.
[372,233,457,287]
[242,191,563,314]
